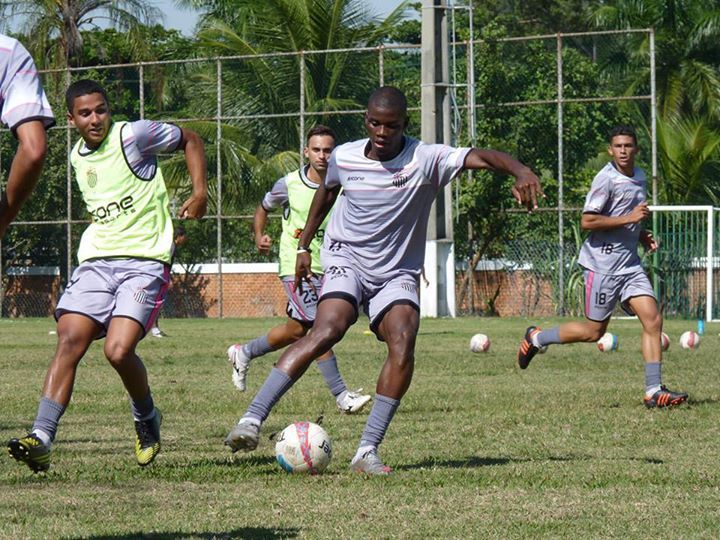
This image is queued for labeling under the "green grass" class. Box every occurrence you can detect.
[1,316,719,539]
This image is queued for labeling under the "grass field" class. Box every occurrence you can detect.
[1,316,719,539]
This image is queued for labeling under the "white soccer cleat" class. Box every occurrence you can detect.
[224,420,260,453]
[350,449,392,475]
[227,344,251,392]
[336,389,372,414]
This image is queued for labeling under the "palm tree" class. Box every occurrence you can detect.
[186,0,408,150]
[656,115,720,204]
[592,0,720,120]
[0,0,162,67]
[168,0,409,215]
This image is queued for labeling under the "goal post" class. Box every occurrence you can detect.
[649,205,719,322]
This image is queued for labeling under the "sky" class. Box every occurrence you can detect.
[161,0,407,36]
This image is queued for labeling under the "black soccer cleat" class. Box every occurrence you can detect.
[517,326,542,370]
[644,386,688,408]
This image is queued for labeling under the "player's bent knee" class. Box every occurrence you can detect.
[103,341,135,366]
[308,324,345,349]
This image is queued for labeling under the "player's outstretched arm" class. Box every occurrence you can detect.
[0,120,47,237]
[294,183,339,292]
[581,202,649,231]
[176,128,208,219]
[463,148,543,211]
[253,204,272,254]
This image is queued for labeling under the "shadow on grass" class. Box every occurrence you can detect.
[398,454,664,471]
[160,455,278,469]
[397,456,517,470]
[69,527,299,539]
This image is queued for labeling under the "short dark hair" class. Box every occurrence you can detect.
[306,124,337,144]
[608,125,637,145]
[174,223,186,238]
[368,86,407,115]
[66,79,108,112]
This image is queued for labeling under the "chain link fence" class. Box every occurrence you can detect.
[3,23,694,320]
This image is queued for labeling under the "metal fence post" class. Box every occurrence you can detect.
[66,69,73,285]
[556,34,565,316]
[139,63,145,119]
[216,59,223,318]
[299,51,305,158]
[378,45,385,87]
[650,29,659,297]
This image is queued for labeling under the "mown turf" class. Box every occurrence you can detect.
[1,316,719,539]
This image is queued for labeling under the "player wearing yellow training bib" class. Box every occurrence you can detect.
[7,80,208,474]
[226,125,370,417]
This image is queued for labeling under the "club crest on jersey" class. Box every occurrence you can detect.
[86,167,98,188]
[392,172,409,188]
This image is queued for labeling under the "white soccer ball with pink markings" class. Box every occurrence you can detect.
[469,333,491,353]
[679,331,700,350]
[597,332,618,352]
[275,421,332,474]
[660,332,670,352]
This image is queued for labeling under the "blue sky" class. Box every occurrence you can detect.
[161,0,406,36]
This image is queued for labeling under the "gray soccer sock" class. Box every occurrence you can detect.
[537,327,562,347]
[358,394,400,449]
[243,335,274,360]
[130,390,156,421]
[32,397,66,443]
[645,362,662,393]
[243,367,295,424]
[316,355,347,397]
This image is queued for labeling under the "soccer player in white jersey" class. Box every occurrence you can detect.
[224,86,542,474]
[0,33,55,238]
[7,80,208,473]
[226,125,371,413]
[517,125,688,409]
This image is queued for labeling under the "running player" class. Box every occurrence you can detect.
[7,79,208,472]
[226,125,371,413]
[224,86,542,474]
[517,125,688,409]
[0,33,55,238]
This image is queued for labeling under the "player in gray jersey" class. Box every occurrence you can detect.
[224,86,543,474]
[0,33,55,238]
[226,125,371,414]
[517,125,688,409]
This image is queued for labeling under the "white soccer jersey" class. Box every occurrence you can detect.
[0,34,54,132]
[577,162,646,275]
[323,137,470,282]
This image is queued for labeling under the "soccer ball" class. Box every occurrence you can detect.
[469,333,490,353]
[679,331,700,350]
[275,421,332,474]
[660,332,670,352]
[597,332,618,352]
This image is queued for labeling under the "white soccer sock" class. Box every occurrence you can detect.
[31,429,51,447]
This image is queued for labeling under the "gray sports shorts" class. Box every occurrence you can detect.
[55,258,171,338]
[281,275,322,326]
[319,253,420,338]
[583,268,656,321]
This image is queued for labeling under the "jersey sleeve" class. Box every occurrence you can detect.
[129,120,182,156]
[261,177,289,210]
[425,144,472,188]
[583,172,612,214]
[1,40,55,132]
[324,151,341,189]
